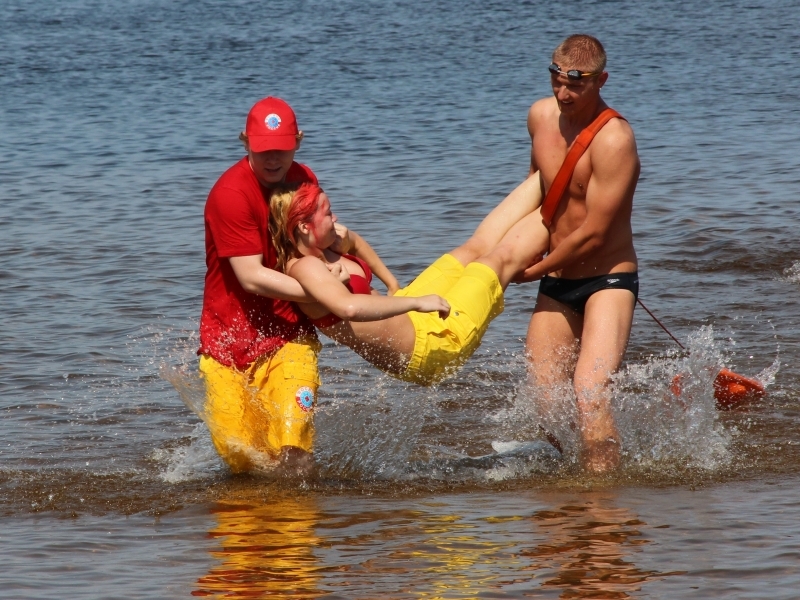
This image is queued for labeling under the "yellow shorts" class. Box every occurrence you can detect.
[198,336,322,473]
[394,254,504,385]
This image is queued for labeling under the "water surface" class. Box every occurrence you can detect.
[2,0,800,597]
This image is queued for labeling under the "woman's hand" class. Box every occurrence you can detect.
[385,278,401,296]
[330,222,352,254]
[415,294,451,320]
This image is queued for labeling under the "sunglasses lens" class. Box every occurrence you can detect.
[550,64,590,81]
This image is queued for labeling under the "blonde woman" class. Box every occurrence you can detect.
[269,177,547,385]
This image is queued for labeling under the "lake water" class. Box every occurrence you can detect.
[2,0,800,597]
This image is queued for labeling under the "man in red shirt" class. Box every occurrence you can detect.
[199,97,328,474]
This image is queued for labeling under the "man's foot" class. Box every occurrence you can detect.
[277,446,315,477]
[582,437,620,474]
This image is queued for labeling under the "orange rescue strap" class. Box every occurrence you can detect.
[540,108,625,227]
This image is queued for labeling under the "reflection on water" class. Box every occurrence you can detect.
[193,491,679,598]
[524,496,678,599]
[2,481,798,598]
[194,493,322,598]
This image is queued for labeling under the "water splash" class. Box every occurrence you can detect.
[783,261,800,284]
[494,326,738,476]
[755,356,780,389]
[159,353,564,484]
[160,361,208,422]
[614,326,731,472]
[494,379,580,467]
[152,423,224,483]
[154,323,781,485]
[314,374,431,480]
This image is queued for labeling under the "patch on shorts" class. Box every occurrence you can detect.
[295,386,315,412]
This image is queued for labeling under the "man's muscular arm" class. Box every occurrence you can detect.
[229,255,313,302]
[520,121,639,280]
[229,223,361,301]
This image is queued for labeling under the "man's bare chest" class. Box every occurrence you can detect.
[534,129,593,202]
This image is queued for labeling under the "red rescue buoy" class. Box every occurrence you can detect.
[713,367,766,409]
[639,299,767,410]
[670,368,765,410]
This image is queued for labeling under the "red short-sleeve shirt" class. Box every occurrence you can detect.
[199,157,318,369]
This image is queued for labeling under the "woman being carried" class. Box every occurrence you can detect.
[269,177,548,385]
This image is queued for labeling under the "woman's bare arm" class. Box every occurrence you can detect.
[346,231,401,295]
[289,256,448,321]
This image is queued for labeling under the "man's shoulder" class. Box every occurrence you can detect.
[209,157,253,194]
[529,96,557,114]
[588,114,640,184]
[217,156,251,179]
[592,115,638,157]
[206,158,258,218]
[527,97,558,126]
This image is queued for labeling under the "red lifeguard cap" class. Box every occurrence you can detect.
[245,97,299,152]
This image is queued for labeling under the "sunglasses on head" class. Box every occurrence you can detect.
[548,63,601,81]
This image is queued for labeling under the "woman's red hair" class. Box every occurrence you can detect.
[268,182,323,272]
[286,183,322,245]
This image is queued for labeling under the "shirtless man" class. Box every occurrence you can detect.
[521,34,640,473]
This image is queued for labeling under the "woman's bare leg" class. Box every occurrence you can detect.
[449,174,542,266]
[475,208,550,288]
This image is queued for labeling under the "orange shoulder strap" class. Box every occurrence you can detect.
[540,108,626,227]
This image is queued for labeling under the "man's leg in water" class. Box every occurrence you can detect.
[525,296,582,452]
[449,174,542,266]
[526,295,582,388]
[572,289,635,473]
[200,355,260,474]
[526,288,635,472]
[248,336,321,475]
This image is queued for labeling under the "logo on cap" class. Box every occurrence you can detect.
[265,113,282,130]
[295,387,314,412]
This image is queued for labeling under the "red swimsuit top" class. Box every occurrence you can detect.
[309,254,373,328]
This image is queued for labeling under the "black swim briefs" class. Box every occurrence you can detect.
[538,272,639,314]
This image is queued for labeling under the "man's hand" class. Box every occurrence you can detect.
[330,222,353,254]
[326,261,351,284]
[512,253,545,283]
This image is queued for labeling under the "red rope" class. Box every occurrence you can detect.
[636,298,686,350]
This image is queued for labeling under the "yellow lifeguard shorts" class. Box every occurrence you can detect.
[393,254,504,385]
[198,336,322,473]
